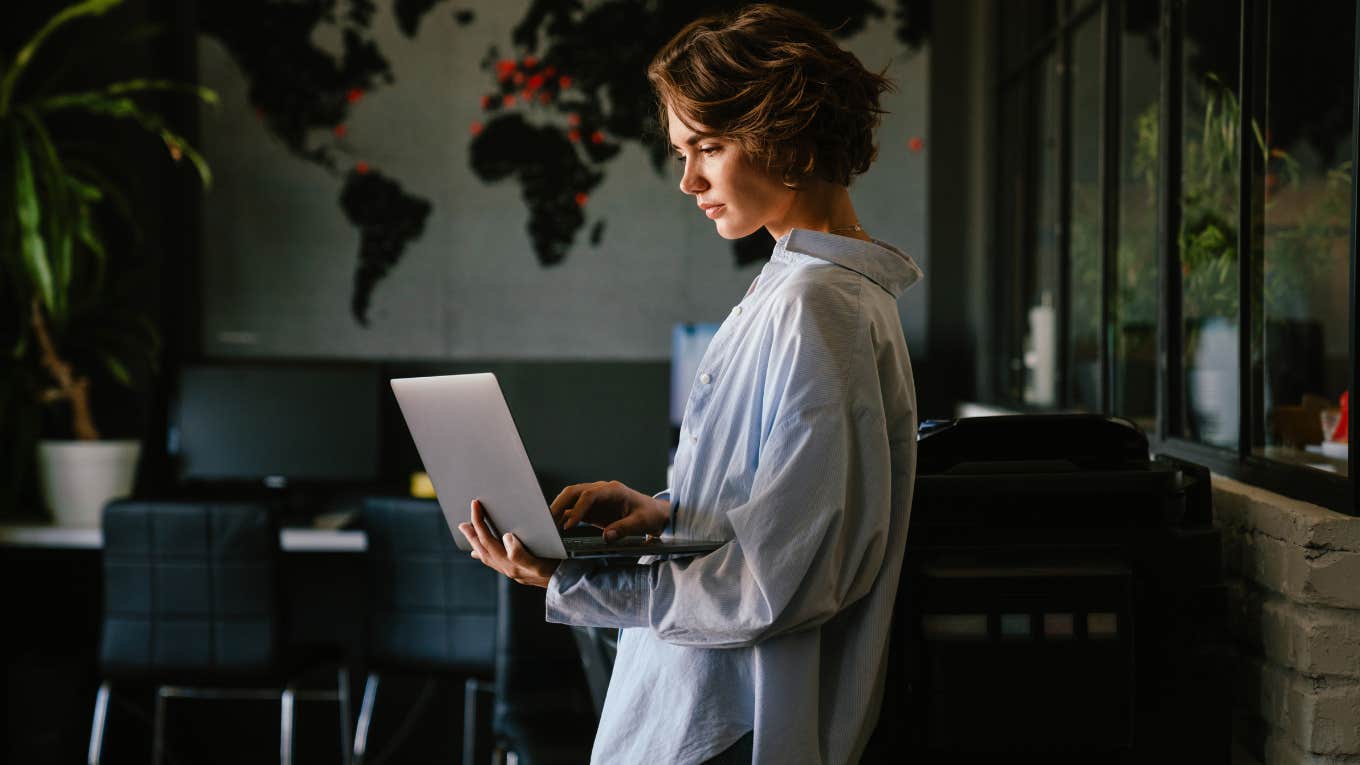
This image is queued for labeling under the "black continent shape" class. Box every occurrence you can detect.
[200,0,449,327]
[470,114,604,266]
[395,0,449,38]
[471,0,929,269]
[340,169,434,325]
[198,0,396,170]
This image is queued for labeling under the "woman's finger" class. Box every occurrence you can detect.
[470,500,505,556]
[465,532,489,562]
[458,522,481,551]
[549,484,586,521]
[504,533,526,562]
[601,514,647,542]
[564,488,604,530]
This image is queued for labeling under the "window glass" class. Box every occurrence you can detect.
[1022,51,1064,407]
[998,83,1030,402]
[1180,0,1241,448]
[1113,0,1161,431]
[1067,15,1102,411]
[1254,0,1354,476]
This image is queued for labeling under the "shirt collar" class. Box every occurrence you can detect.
[771,228,923,298]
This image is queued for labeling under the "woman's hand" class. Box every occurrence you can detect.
[549,480,671,541]
[459,500,560,588]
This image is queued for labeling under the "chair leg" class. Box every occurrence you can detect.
[463,678,496,765]
[87,680,111,765]
[462,679,477,765]
[280,685,295,765]
[337,668,353,765]
[153,687,168,765]
[352,673,379,765]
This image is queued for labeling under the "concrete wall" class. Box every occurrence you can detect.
[1214,477,1360,764]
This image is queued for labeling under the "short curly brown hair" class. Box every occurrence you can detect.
[647,4,894,188]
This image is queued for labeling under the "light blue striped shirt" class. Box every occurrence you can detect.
[546,228,922,764]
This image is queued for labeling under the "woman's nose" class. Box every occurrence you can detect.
[679,163,707,195]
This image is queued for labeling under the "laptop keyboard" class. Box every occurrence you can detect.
[562,535,647,548]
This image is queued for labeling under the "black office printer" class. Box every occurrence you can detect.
[866,415,1229,764]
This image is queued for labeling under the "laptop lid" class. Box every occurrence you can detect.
[391,373,570,559]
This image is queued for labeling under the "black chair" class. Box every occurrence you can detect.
[354,497,498,765]
[87,500,352,765]
[492,577,597,765]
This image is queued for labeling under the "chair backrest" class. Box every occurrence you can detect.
[100,500,281,682]
[361,497,497,673]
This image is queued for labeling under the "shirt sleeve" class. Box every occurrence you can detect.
[546,402,890,648]
[546,277,895,649]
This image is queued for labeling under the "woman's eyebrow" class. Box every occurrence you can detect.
[671,134,701,151]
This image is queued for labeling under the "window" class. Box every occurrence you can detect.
[991,0,1358,515]
[1254,2,1355,477]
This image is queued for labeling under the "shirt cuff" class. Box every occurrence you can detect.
[653,488,675,537]
[545,559,651,630]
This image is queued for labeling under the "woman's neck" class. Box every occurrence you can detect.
[766,180,870,242]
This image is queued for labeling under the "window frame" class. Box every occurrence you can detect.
[990,0,1359,516]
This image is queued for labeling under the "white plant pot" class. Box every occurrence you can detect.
[37,440,142,528]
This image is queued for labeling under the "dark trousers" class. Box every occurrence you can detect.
[702,731,754,765]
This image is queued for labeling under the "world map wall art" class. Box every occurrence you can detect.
[197,0,931,360]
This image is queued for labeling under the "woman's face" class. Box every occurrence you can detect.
[668,109,794,240]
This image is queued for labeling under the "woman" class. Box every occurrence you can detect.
[458,5,921,763]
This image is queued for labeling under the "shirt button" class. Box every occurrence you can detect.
[690,433,698,443]
[733,305,743,316]
[699,373,712,385]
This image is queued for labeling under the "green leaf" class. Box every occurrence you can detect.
[35,94,212,188]
[48,202,74,321]
[17,108,65,180]
[76,201,108,289]
[0,0,125,115]
[158,130,213,188]
[66,175,103,203]
[65,159,136,237]
[16,109,75,320]
[103,79,219,108]
[101,351,132,387]
[11,132,55,313]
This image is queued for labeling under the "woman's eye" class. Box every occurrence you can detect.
[700,146,720,156]
[674,154,687,163]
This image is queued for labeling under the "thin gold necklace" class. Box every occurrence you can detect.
[829,223,864,234]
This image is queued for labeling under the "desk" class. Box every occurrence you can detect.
[0,523,369,552]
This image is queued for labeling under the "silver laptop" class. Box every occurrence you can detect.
[390,373,723,559]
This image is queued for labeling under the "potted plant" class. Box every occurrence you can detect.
[0,0,213,525]
[1114,74,1349,446]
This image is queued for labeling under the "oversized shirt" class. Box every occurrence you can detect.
[545,228,922,765]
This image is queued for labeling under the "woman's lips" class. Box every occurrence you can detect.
[705,204,725,220]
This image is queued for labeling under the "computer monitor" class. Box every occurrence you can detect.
[170,363,380,487]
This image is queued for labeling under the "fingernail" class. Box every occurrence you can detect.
[503,533,512,545]
[604,530,616,541]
